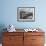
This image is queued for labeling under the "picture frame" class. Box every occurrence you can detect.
[17,7,35,22]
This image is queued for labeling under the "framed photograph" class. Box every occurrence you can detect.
[17,7,35,22]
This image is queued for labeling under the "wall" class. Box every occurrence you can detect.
[0,0,46,30]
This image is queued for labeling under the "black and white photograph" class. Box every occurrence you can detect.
[17,7,35,22]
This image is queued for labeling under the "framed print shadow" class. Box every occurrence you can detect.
[17,7,35,22]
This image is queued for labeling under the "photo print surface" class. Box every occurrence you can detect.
[17,7,35,22]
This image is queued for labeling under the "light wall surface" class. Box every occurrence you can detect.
[0,0,46,31]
